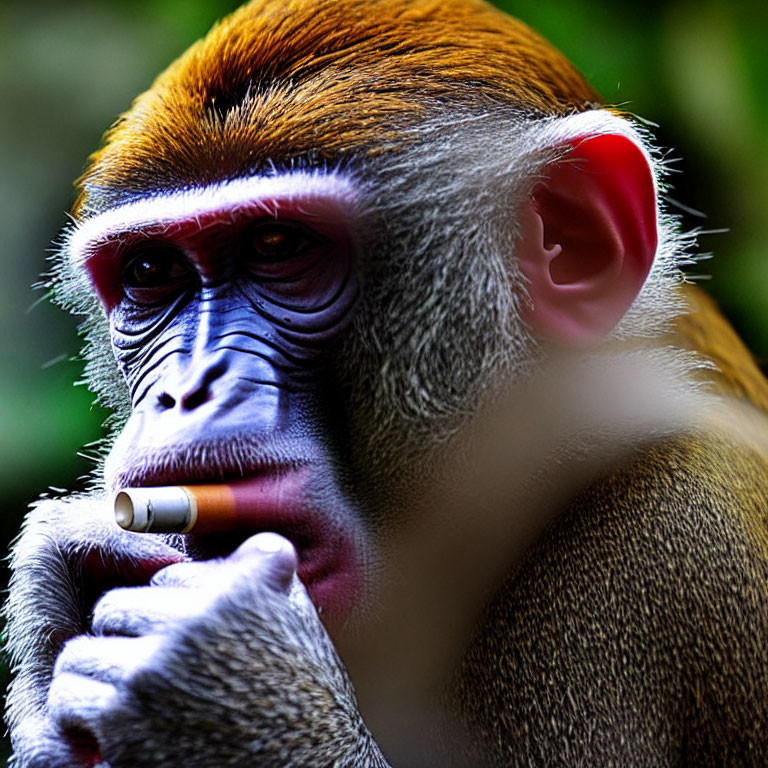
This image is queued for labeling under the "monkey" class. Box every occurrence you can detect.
[5,0,768,766]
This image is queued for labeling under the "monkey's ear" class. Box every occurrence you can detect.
[516,134,657,346]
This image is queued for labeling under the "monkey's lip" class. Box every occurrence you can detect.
[130,468,362,628]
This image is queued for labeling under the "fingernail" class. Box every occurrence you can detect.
[251,531,290,554]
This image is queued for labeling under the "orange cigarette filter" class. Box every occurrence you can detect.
[114,484,260,534]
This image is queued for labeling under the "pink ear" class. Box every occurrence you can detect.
[516,134,658,346]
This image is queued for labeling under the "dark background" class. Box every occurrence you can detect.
[1,0,766,759]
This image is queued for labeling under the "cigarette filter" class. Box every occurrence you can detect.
[114,483,254,534]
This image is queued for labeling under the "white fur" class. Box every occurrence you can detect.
[66,171,359,267]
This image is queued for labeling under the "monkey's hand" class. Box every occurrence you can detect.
[42,532,389,768]
[5,496,186,768]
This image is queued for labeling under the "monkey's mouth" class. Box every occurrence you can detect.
[123,467,363,628]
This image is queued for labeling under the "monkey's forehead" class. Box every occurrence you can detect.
[72,0,600,219]
[65,109,655,270]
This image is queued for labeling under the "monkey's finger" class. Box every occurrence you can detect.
[228,532,298,590]
[47,673,117,768]
[152,532,297,592]
[9,713,88,768]
[149,558,232,588]
[48,672,117,727]
[91,585,219,636]
[54,634,164,686]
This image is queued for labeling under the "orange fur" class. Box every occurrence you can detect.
[73,0,599,216]
[674,284,768,415]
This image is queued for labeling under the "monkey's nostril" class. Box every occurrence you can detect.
[157,392,176,410]
[181,385,210,411]
[178,360,227,412]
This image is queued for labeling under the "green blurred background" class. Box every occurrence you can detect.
[0,0,766,758]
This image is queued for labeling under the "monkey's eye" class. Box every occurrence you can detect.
[121,245,193,304]
[246,221,323,264]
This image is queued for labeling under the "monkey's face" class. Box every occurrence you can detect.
[78,173,371,628]
[59,0,663,641]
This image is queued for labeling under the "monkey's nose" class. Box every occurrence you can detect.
[157,359,228,412]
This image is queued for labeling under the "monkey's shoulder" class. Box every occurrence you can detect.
[454,429,768,765]
[542,429,768,636]
[582,427,768,557]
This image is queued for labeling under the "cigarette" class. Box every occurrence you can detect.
[114,483,258,534]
